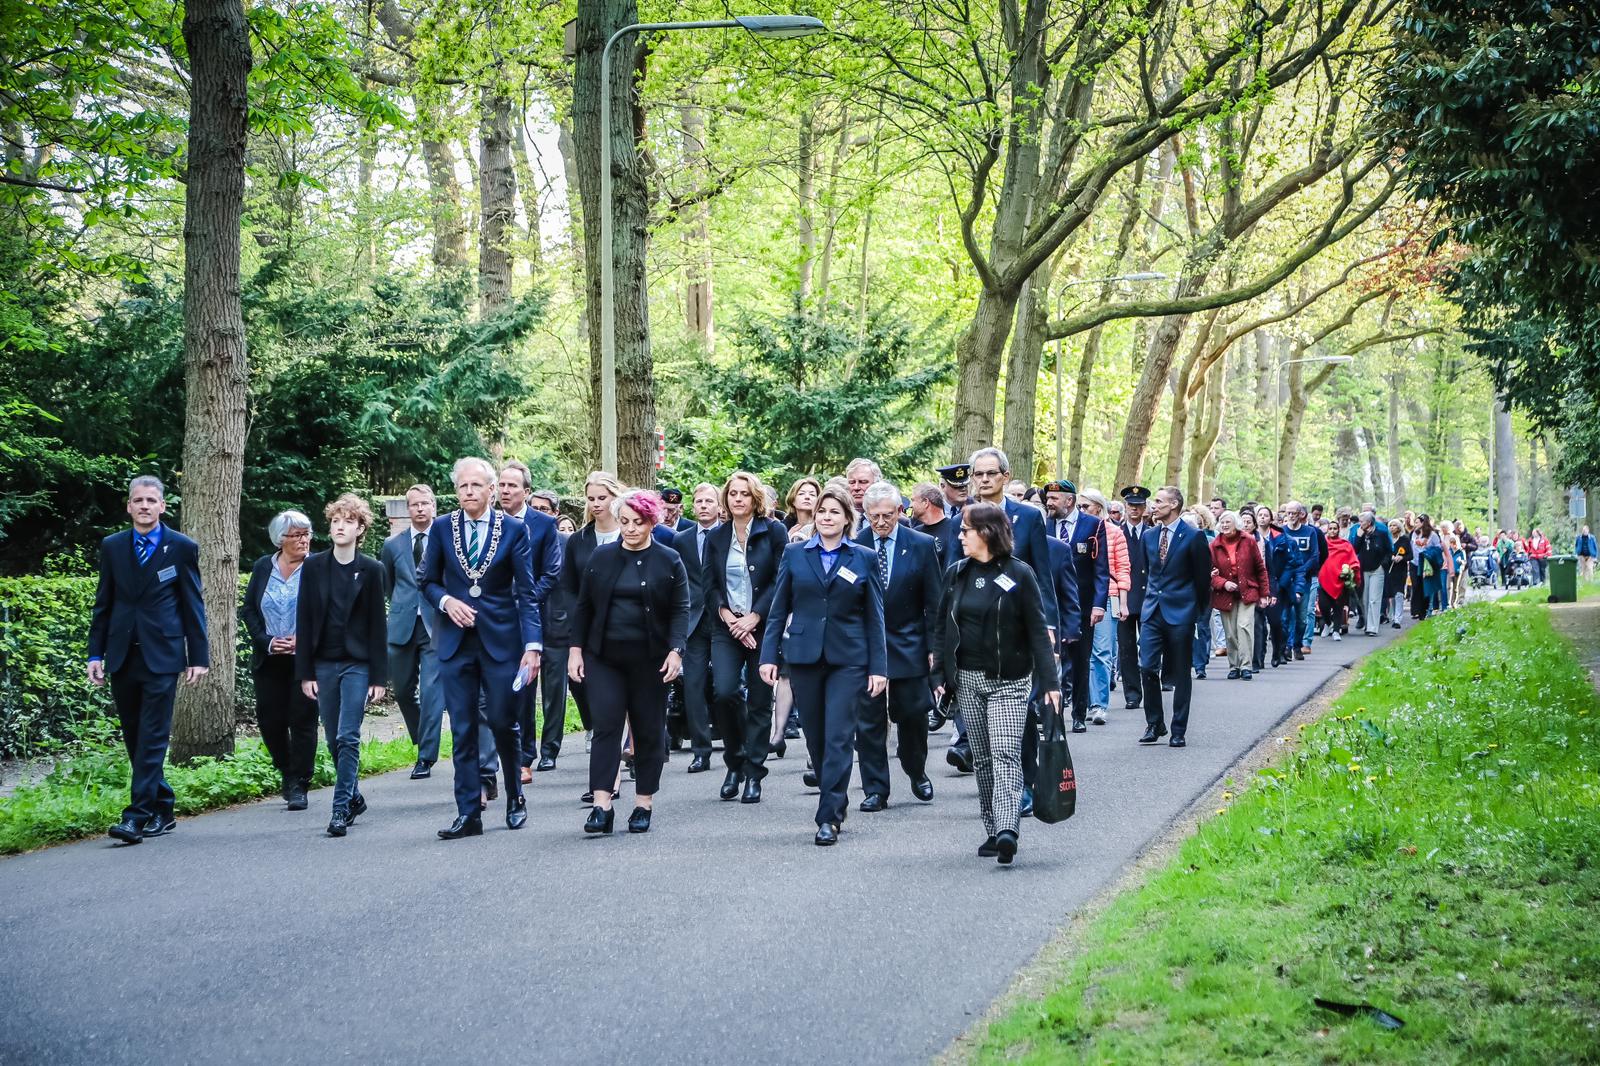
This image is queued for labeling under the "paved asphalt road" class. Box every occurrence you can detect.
[0,629,1393,1065]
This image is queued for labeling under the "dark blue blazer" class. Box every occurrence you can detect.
[672,522,719,635]
[760,540,887,677]
[1119,519,1149,616]
[1045,537,1084,646]
[1139,521,1214,628]
[88,526,209,675]
[652,523,678,547]
[1048,511,1110,620]
[419,509,541,663]
[853,525,941,679]
[1003,498,1059,632]
[702,517,787,625]
[508,507,562,611]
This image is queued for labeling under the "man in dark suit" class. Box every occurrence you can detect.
[421,457,543,837]
[526,489,569,770]
[672,482,722,773]
[1042,480,1110,732]
[1117,485,1151,710]
[854,481,942,809]
[497,462,562,785]
[382,484,444,780]
[1137,486,1214,748]
[910,482,960,572]
[87,475,209,845]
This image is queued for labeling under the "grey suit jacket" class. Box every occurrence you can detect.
[381,526,437,645]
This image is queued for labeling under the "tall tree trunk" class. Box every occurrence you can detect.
[355,129,378,277]
[172,0,250,762]
[478,87,516,316]
[1387,372,1406,505]
[953,288,1023,458]
[1187,363,1225,504]
[815,114,858,318]
[1066,327,1102,482]
[795,110,816,304]
[556,122,586,315]
[574,0,656,484]
[1494,393,1518,531]
[1360,424,1386,508]
[681,104,714,347]
[511,108,543,269]
[1115,277,1199,490]
[1001,260,1057,480]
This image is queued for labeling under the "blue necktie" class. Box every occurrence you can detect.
[136,534,152,565]
[467,521,481,568]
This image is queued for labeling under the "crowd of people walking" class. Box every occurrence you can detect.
[85,458,1584,861]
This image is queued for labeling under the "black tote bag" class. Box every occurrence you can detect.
[1033,701,1078,824]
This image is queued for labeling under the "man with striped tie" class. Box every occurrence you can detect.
[87,475,210,845]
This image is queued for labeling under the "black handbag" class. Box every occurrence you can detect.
[1033,702,1078,824]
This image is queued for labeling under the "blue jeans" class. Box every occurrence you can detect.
[1192,616,1210,674]
[315,660,368,814]
[1089,611,1116,708]
[1289,585,1316,649]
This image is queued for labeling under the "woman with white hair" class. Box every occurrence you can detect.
[241,509,319,811]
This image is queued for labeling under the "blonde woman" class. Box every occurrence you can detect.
[557,471,626,798]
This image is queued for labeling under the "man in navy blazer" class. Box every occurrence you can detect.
[87,476,209,845]
[382,484,445,780]
[1043,480,1110,731]
[671,483,722,772]
[854,482,942,809]
[496,462,563,785]
[420,457,543,837]
[1136,486,1214,747]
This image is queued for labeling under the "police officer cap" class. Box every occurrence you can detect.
[1119,485,1152,504]
[937,463,971,485]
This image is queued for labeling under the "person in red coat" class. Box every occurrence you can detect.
[1317,525,1362,640]
[1210,511,1269,680]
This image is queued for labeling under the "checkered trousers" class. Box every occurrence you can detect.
[955,669,1033,837]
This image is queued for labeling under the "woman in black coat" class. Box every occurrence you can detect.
[932,502,1060,865]
[241,510,319,811]
[570,491,690,835]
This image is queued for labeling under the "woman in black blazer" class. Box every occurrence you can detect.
[570,491,690,835]
[556,472,626,799]
[294,494,388,838]
[759,484,887,846]
[241,510,319,811]
[702,471,788,804]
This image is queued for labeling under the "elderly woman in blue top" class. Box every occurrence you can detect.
[759,483,887,846]
[241,510,319,811]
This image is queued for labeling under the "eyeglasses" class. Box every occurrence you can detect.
[959,525,975,534]
[280,529,310,540]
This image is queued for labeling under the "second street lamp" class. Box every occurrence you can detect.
[598,14,826,473]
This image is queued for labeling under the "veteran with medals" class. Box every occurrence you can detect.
[420,457,544,838]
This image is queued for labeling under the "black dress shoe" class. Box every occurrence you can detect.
[946,743,974,774]
[287,779,309,810]
[482,777,498,802]
[108,818,143,845]
[911,775,933,802]
[1240,669,1253,681]
[627,806,652,833]
[719,770,740,800]
[803,769,819,788]
[1161,682,1174,691]
[814,822,839,846]
[977,836,999,858]
[536,757,556,772]
[1124,698,1142,711]
[859,793,887,813]
[741,777,762,804]
[438,814,483,839]
[506,795,527,830]
[773,739,787,758]
[1138,726,1168,744]
[1071,720,1087,734]
[347,793,367,823]
[995,829,1018,865]
[1226,668,1241,680]
[1169,736,1187,748]
[584,805,614,834]
[279,774,293,802]
[327,811,349,837]
[142,814,176,837]
[410,760,432,779]
[927,709,944,732]
[784,722,802,740]
[1195,668,1207,680]
[1019,789,1034,819]
[1293,647,1305,661]
[688,754,711,773]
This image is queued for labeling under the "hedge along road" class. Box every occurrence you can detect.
[0,631,1392,1066]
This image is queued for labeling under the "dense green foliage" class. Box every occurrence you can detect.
[976,602,1600,1063]
[1384,0,1600,486]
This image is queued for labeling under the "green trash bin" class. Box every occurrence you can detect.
[1548,555,1578,603]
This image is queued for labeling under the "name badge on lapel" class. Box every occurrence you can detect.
[994,574,1016,592]
[1075,541,1088,554]
[157,565,177,583]
[837,567,858,584]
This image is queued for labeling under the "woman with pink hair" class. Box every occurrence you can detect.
[569,490,691,835]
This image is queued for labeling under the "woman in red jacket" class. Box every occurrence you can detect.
[1211,511,1269,680]
[1524,528,1552,585]
[1317,524,1362,640]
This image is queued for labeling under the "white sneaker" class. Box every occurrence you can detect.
[1090,707,1107,725]
[1332,632,1342,642]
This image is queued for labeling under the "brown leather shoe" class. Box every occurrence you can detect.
[520,766,533,785]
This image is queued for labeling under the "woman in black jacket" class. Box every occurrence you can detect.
[933,502,1060,865]
[241,510,319,811]
[294,494,388,838]
[556,471,625,800]
[570,490,690,835]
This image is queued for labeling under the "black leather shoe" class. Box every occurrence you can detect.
[279,774,293,802]
[977,836,999,858]
[773,739,787,758]
[1124,698,1142,711]
[580,790,595,804]
[859,793,887,813]
[741,777,762,804]
[108,818,143,845]
[584,805,614,834]
[1195,668,1207,680]
[536,757,556,772]
[803,770,819,788]
[995,829,1018,865]
[482,777,498,802]
[1225,668,1241,680]
[142,814,176,837]
[946,743,974,774]
[410,760,432,780]
[1138,726,1168,744]
[627,806,652,833]
[719,770,741,800]
[1169,736,1187,748]
[912,775,933,802]
[287,780,309,811]
[327,811,349,837]
[784,722,802,740]
[438,814,483,839]
[927,709,944,732]
[347,793,367,823]
[506,795,527,830]
[1240,670,1253,681]
[1019,789,1034,819]
[688,754,711,773]
[814,822,839,846]
[1071,720,1087,734]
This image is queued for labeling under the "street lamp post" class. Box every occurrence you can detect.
[1051,272,1167,478]
[598,14,825,473]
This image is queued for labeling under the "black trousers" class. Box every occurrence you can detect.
[535,645,570,761]
[1140,618,1194,739]
[1117,614,1143,707]
[1064,633,1092,724]
[252,653,318,786]
[680,621,715,758]
[855,675,932,798]
[791,661,864,827]
[711,626,774,780]
[109,645,177,824]
[1251,610,1268,671]
[584,642,668,796]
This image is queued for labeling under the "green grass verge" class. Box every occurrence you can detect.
[975,602,1600,1064]
[1498,576,1600,605]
